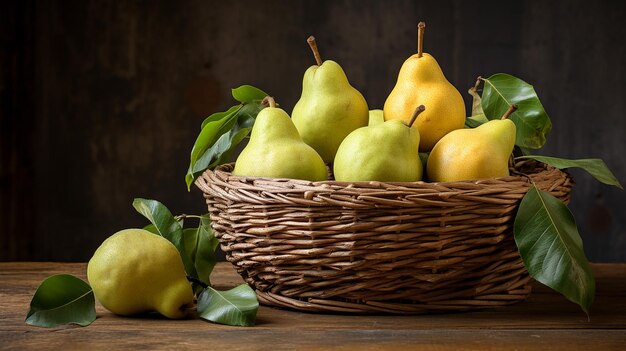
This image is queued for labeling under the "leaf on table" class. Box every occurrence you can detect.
[517,155,623,189]
[481,73,552,149]
[25,274,96,328]
[132,198,196,278]
[231,85,269,103]
[514,186,595,314]
[197,284,259,327]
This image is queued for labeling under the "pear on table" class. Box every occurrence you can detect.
[87,229,195,319]
[334,105,426,182]
[427,105,518,182]
[292,36,369,163]
[384,22,466,151]
[233,96,327,181]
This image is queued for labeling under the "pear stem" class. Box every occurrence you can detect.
[407,105,426,128]
[501,104,518,120]
[307,36,323,66]
[187,275,208,289]
[262,96,276,108]
[417,22,426,58]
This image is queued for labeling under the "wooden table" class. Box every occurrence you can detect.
[1,262,625,350]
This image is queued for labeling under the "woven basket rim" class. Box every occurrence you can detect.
[209,160,541,184]
[197,159,563,196]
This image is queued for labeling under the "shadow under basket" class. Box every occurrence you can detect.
[195,160,572,314]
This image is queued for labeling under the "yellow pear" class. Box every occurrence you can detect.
[233,97,327,181]
[292,36,369,162]
[87,229,194,319]
[334,105,425,182]
[384,22,465,151]
[427,107,517,182]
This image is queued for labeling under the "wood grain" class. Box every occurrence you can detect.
[1,262,625,350]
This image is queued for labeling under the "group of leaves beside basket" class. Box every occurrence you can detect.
[26,198,258,328]
[466,73,622,314]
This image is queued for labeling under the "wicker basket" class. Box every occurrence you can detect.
[195,160,572,314]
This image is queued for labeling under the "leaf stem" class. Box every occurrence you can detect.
[307,36,322,66]
[187,275,209,289]
[417,22,426,58]
[175,214,204,221]
[406,105,426,128]
[501,104,518,120]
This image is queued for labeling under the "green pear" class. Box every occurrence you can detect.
[334,105,425,182]
[233,97,327,181]
[88,229,194,319]
[384,22,465,151]
[368,109,385,126]
[427,107,517,182]
[292,36,369,163]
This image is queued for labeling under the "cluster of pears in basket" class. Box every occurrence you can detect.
[233,22,516,183]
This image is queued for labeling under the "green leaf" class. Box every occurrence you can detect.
[133,198,182,241]
[191,115,254,176]
[514,186,595,314]
[465,114,488,128]
[183,227,199,263]
[195,215,219,286]
[132,198,196,278]
[481,73,552,149]
[201,105,241,130]
[186,97,265,190]
[517,155,623,189]
[187,118,232,183]
[25,274,95,328]
[197,284,259,327]
[231,85,268,103]
[143,218,184,235]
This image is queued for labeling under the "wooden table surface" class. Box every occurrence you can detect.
[1,262,625,350]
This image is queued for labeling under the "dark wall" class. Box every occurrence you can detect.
[1,0,625,262]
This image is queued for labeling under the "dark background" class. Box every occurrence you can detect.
[1,0,625,262]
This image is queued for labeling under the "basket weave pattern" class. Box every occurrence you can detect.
[196,161,572,314]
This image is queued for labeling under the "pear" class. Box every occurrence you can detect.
[334,105,425,182]
[368,109,385,126]
[87,229,194,319]
[427,106,518,182]
[292,36,369,163]
[384,22,465,151]
[233,97,327,181]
